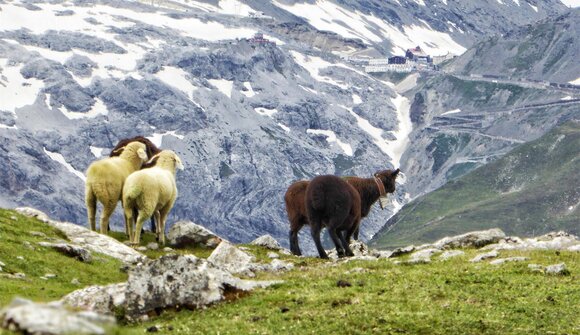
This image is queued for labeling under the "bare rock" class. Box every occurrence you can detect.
[267,259,294,272]
[327,240,371,259]
[167,221,222,249]
[545,263,569,276]
[267,252,280,259]
[434,228,506,249]
[146,242,159,251]
[0,298,115,335]
[408,248,440,263]
[61,284,127,316]
[485,232,579,251]
[390,245,415,257]
[489,257,529,265]
[470,250,499,263]
[250,235,283,250]
[207,241,256,275]
[39,242,92,262]
[16,207,145,264]
[439,250,465,261]
[124,255,280,320]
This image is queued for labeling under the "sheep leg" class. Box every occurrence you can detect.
[327,226,345,258]
[157,207,171,246]
[99,202,116,235]
[154,211,162,243]
[124,206,135,243]
[85,186,97,231]
[132,212,149,246]
[289,215,305,256]
[310,221,328,259]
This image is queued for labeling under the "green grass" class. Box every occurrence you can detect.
[1,209,580,334]
[371,121,580,249]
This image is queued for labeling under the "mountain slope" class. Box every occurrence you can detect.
[371,121,580,249]
[446,8,580,83]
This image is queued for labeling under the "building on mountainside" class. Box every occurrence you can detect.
[388,56,407,64]
[406,46,432,64]
[247,33,276,46]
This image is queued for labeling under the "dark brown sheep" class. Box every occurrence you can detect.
[285,169,400,256]
[305,175,361,259]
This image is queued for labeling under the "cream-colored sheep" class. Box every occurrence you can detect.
[122,150,184,245]
[85,141,148,235]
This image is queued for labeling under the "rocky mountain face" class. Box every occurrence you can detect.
[0,0,574,252]
[446,8,580,83]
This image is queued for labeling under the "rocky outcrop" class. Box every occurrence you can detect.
[251,235,283,250]
[433,229,506,249]
[483,231,580,251]
[61,284,127,316]
[0,298,115,335]
[38,242,92,263]
[207,241,257,275]
[16,207,145,264]
[167,221,222,249]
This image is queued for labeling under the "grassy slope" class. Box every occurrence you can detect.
[0,209,579,334]
[371,121,580,249]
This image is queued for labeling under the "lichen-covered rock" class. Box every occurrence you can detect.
[61,284,127,316]
[250,235,282,250]
[545,263,569,275]
[167,221,222,249]
[124,255,280,320]
[434,228,506,249]
[38,242,92,262]
[207,241,256,275]
[0,298,115,335]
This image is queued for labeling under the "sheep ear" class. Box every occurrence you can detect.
[111,147,125,156]
[176,156,184,171]
[137,148,148,161]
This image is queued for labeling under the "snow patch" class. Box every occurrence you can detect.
[0,61,44,114]
[209,79,234,98]
[529,3,538,12]
[352,94,362,104]
[299,85,318,94]
[278,123,290,132]
[155,66,198,99]
[43,148,86,181]
[54,96,108,120]
[254,107,278,117]
[147,131,185,147]
[307,129,353,156]
[442,108,461,115]
[291,51,348,89]
[241,82,256,98]
[569,77,580,85]
[386,95,412,168]
[89,146,105,158]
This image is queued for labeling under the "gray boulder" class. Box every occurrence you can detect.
[0,298,115,335]
[207,241,256,275]
[484,231,580,251]
[124,255,280,320]
[167,221,222,249]
[545,263,569,276]
[439,250,465,261]
[61,284,127,316]
[408,248,440,264]
[250,235,283,250]
[470,250,499,263]
[38,242,92,262]
[16,207,145,264]
[434,228,506,249]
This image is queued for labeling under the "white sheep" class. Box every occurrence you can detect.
[122,150,184,245]
[85,141,148,235]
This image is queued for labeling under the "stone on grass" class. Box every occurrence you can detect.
[489,257,529,265]
[39,242,92,262]
[470,250,499,263]
[545,263,569,276]
[434,228,506,249]
[439,250,465,261]
[267,252,279,259]
[408,248,440,264]
[167,221,222,249]
[250,235,282,250]
[16,207,145,264]
[0,298,115,335]
[207,241,256,275]
[146,242,159,251]
[124,255,280,320]
[267,259,294,272]
[62,283,127,316]
[327,240,371,259]
[390,245,415,257]
[370,250,394,259]
[528,264,544,273]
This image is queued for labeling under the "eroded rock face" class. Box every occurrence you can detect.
[16,207,145,264]
[124,254,280,320]
[167,221,223,249]
[434,228,506,249]
[0,298,115,335]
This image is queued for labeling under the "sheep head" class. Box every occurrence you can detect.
[118,141,148,163]
[146,150,184,173]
